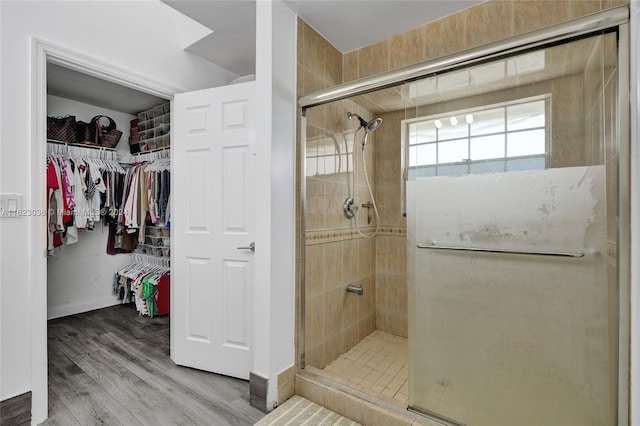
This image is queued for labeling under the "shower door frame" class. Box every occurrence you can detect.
[299,5,630,423]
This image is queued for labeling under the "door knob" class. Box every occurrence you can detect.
[237,242,255,252]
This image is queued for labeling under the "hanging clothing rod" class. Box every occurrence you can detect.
[416,243,585,258]
[131,253,170,268]
[132,146,170,162]
[47,140,119,162]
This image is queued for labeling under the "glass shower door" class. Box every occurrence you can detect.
[406,31,620,426]
[409,166,610,425]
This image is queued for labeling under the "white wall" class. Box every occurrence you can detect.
[254,0,297,410]
[0,0,236,404]
[46,95,135,319]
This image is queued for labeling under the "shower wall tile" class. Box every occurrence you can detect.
[342,238,359,283]
[324,242,344,290]
[326,43,343,87]
[306,344,326,369]
[570,0,603,19]
[465,1,514,49]
[325,333,344,365]
[325,287,343,338]
[344,324,360,352]
[358,316,373,342]
[343,291,360,330]
[359,40,390,79]
[306,293,325,349]
[390,26,426,70]
[424,12,466,61]
[513,0,570,35]
[343,50,359,83]
[306,243,325,297]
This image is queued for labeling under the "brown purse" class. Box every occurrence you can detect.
[47,115,77,143]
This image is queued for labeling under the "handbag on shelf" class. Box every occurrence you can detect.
[102,129,123,148]
[47,115,77,143]
[76,119,98,144]
[92,115,120,148]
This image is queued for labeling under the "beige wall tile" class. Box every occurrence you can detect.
[296,17,307,66]
[570,0,602,19]
[302,22,326,78]
[342,50,359,83]
[343,324,359,352]
[390,26,427,71]
[358,314,376,341]
[323,242,344,290]
[305,294,325,349]
[325,286,343,339]
[513,0,571,34]
[325,42,343,87]
[277,365,297,404]
[359,276,375,319]
[305,243,324,297]
[324,332,344,365]
[424,12,466,60]
[359,40,390,79]
[465,1,514,49]
[343,288,359,329]
[305,343,326,369]
[342,238,359,283]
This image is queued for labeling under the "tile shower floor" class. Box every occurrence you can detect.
[322,330,408,407]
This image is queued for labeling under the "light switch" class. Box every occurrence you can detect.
[0,193,23,217]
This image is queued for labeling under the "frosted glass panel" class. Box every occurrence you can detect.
[409,166,610,426]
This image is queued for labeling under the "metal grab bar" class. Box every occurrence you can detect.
[417,243,585,258]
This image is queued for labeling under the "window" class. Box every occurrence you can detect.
[405,97,549,179]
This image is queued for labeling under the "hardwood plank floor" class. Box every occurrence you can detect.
[42,304,265,425]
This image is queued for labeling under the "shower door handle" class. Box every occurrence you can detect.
[237,242,255,253]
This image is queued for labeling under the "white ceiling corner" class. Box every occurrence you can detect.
[161,0,484,76]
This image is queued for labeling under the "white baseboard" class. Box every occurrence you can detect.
[47,296,121,320]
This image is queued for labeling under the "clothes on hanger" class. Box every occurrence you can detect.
[114,255,170,317]
[46,142,126,255]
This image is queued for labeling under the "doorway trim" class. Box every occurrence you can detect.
[30,38,180,423]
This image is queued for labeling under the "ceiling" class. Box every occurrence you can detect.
[47,63,167,115]
[47,1,484,114]
[163,0,484,76]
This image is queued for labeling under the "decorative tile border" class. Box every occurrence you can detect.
[305,226,406,244]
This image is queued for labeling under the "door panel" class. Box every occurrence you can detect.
[173,82,255,380]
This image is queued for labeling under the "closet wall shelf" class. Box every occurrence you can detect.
[132,145,171,156]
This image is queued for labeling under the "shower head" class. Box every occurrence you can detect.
[347,112,383,134]
[365,118,382,133]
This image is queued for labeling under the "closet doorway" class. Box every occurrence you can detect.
[32,41,260,424]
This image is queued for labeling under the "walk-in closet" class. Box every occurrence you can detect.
[43,62,264,424]
[46,62,172,320]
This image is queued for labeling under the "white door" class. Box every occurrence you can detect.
[172,82,255,379]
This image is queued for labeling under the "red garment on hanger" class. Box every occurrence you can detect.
[156,273,170,315]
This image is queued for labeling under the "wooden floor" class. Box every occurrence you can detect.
[42,305,265,425]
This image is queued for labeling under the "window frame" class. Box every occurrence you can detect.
[402,95,551,178]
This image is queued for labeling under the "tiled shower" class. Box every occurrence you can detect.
[297,1,628,423]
